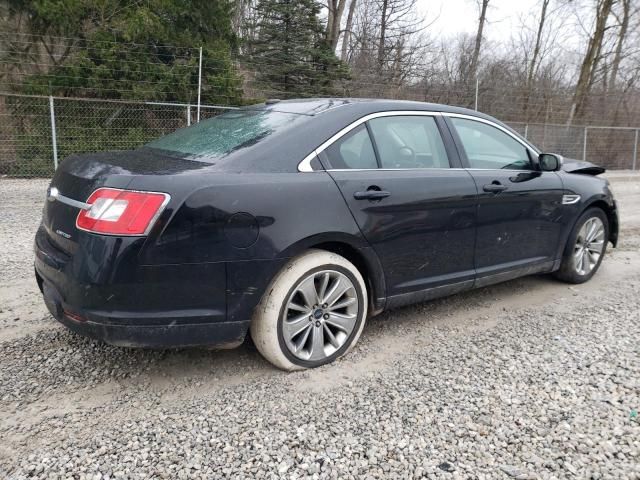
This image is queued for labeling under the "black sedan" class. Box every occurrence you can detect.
[35,99,619,370]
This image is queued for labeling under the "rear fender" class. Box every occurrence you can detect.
[225,232,386,324]
[278,232,386,314]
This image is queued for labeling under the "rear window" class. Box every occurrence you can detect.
[145,109,303,159]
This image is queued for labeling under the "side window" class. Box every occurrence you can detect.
[324,125,378,169]
[368,116,450,169]
[450,117,531,170]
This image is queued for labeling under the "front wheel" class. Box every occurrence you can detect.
[251,250,368,371]
[554,208,609,284]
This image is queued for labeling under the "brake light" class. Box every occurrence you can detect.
[76,188,169,236]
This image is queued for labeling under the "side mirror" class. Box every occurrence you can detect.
[539,153,563,172]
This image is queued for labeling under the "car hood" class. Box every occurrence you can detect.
[561,158,606,175]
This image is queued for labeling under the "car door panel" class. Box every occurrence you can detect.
[469,169,564,275]
[329,169,478,299]
[445,115,565,280]
[321,114,478,301]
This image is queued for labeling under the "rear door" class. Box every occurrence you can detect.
[323,112,478,305]
[445,115,564,284]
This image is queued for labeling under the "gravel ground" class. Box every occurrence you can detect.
[1,175,639,479]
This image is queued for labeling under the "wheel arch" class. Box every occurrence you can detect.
[583,198,618,247]
[278,233,387,315]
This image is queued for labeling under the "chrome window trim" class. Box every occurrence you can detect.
[297,110,442,172]
[305,166,544,175]
[326,167,459,172]
[297,110,542,173]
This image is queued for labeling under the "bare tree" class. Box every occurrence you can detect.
[568,0,616,124]
[374,0,425,70]
[341,0,358,60]
[232,0,260,53]
[510,0,571,123]
[378,0,389,68]
[609,0,631,89]
[469,0,490,82]
[340,0,429,96]
[327,0,349,50]
[523,0,550,121]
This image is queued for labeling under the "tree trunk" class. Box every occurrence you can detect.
[568,0,615,124]
[469,0,489,81]
[327,0,348,51]
[341,0,357,60]
[283,1,291,93]
[523,0,549,122]
[378,0,389,69]
[609,0,630,89]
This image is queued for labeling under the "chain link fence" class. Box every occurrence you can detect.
[2,31,639,177]
[1,92,638,177]
[511,122,639,170]
[0,93,233,177]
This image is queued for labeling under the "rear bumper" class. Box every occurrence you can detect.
[34,225,249,348]
[37,276,247,348]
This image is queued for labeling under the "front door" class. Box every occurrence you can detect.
[446,115,564,283]
[321,114,478,304]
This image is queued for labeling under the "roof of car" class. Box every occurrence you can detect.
[194,97,530,173]
[251,97,486,118]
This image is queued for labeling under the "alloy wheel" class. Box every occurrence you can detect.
[281,270,359,362]
[574,217,605,276]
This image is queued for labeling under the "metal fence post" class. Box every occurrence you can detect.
[49,95,58,170]
[524,124,529,140]
[474,77,479,111]
[197,47,203,123]
[633,129,638,171]
[187,104,191,126]
[582,127,588,162]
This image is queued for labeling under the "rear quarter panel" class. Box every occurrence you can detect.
[128,171,374,322]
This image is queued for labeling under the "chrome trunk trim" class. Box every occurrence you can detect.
[47,187,91,210]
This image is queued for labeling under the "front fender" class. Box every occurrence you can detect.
[557,172,618,257]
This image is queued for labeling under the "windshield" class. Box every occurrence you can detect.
[145,109,304,159]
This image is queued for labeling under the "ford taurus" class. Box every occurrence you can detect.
[35,99,619,370]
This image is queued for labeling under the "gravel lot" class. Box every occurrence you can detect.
[1,175,639,480]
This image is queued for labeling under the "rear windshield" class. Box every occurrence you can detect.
[145,109,304,159]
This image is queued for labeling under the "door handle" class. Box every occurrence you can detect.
[483,182,508,193]
[354,190,391,200]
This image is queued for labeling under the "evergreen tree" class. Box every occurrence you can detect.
[0,0,243,176]
[245,0,349,98]
[3,0,243,104]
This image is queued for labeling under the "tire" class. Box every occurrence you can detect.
[554,207,609,284]
[250,249,368,371]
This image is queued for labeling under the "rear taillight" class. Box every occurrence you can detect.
[76,188,169,236]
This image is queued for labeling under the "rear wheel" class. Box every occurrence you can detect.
[251,250,368,371]
[554,208,609,284]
